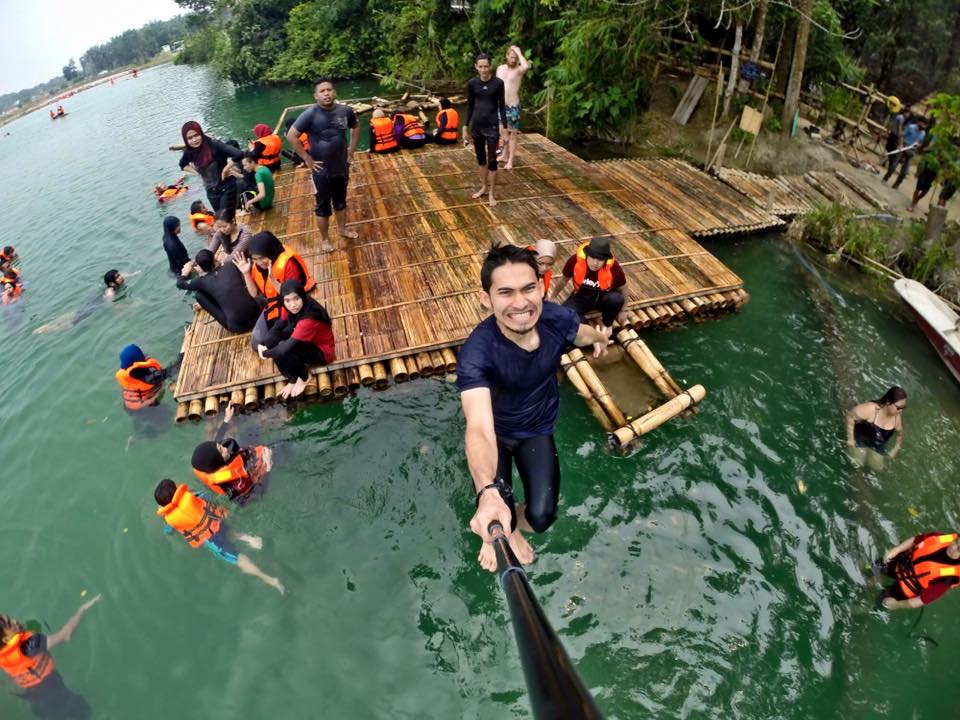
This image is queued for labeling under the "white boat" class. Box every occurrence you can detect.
[894,278,960,384]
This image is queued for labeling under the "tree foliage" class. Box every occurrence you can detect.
[79,17,187,76]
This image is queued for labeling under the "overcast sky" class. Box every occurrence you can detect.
[0,0,184,95]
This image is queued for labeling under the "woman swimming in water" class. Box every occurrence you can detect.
[846,386,907,470]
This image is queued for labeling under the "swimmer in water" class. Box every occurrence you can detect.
[877,532,960,609]
[191,407,273,503]
[0,595,101,720]
[102,269,140,300]
[153,479,284,593]
[846,386,906,471]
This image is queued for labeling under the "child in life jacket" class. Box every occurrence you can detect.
[2,268,22,303]
[191,405,273,503]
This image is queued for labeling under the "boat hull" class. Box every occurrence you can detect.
[895,278,960,384]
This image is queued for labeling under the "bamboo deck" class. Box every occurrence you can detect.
[716,167,888,216]
[173,134,753,419]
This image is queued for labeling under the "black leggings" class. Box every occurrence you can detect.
[563,289,626,327]
[206,178,237,213]
[24,671,91,720]
[473,131,499,172]
[273,341,326,382]
[495,434,561,533]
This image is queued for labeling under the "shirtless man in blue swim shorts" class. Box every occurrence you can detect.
[496,45,529,171]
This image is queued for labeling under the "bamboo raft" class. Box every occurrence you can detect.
[716,167,888,216]
[589,157,786,236]
[173,133,751,430]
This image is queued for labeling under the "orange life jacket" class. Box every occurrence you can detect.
[250,134,282,166]
[193,446,268,498]
[370,117,398,153]
[435,108,459,141]
[896,533,960,600]
[190,212,214,232]
[114,358,163,410]
[0,632,55,688]
[2,278,22,303]
[252,248,315,321]
[299,132,310,152]
[571,241,615,292]
[395,114,425,140]
[157,483,225,548]
[0,249,13,263]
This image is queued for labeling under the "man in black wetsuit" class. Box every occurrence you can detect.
[462,53,508,208]
[287,78,361,252]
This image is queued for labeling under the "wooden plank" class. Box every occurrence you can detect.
[672,74,709,125]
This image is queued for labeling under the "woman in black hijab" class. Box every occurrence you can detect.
[177,250,260,333]
[257,279,335,399]
[178,120,243,211]
[190,437,271,504]
[162,216,191,275]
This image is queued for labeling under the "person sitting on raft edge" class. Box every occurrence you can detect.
[191,406,273,504]
[548,236,626,343]
[114,344,179,411]
[369,108,399,154]
[0,595,101,720]
[877,532,960,609]
[153,479,284,594]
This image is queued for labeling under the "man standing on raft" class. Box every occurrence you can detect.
[287,78,360,253]
[462,53,508,208]
[496,45,529,170]
[458,244,611,571]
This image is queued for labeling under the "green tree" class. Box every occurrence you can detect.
[62,59,80,81]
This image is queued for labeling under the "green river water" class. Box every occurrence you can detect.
[1,63,959,719]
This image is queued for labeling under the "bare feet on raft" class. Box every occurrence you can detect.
[339,227,358,240]
[279,377,308,399]
[320,239,334,253]
[503,160,514,171]
[488,191,497,208]
[472,186,487,199]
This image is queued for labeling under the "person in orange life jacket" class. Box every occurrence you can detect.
[153,479,285,593]
[191,407,273,503]
[0,245,17,264]
[249,123,281,172]
[189,200,215,237]
[208,207,253,262]
[236,231,314,350]
[433,97,460,145]
[877,532,960,609]
[0,596,100,719]
[2,268,21,303]
[392,111,427,149]
[115,344,179,411]
[49,110,56,120]
[57,105,65,115]
[257,279,335,399]
[282,117,310,167]
[368,108,399,154]
[531,239,556,297]
[548,236,625,341]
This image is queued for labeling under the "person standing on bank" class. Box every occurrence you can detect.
[462,53,508,208]
[496,45,529,170]
[287,78,360,253]
[458,244,612,572]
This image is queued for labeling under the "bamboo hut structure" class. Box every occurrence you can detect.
[174,131,757,433]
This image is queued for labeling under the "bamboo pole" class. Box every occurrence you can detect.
[274,380,286,400]
[204,396,218,416]
[304,375,319,396]
[440,347,458,373]
[358,363,375,385]
[429,351,446,374]
[567,349,628,428]
[188,399,203,421]
[416,352,434,377]
[405,356,421,381]
[262,382,276,405]
[175,403,188,423]
[611,385,706,447]
[372,362,389,390]
[317,372,333,398]
[615,328,678,398]
[230,389,244,407]
[332,369,349,397]
[244,386,259,411]
[559,354,615,432]
[347,367,361,389]
[389,357,409,383]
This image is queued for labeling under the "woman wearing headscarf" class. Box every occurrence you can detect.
[191,435,272,504]
[257,280,335,399]
[235,231,315,349]
[161,216,191,276]
[178,120,243,212]
[177,250,260,333]
[249,123,282,172]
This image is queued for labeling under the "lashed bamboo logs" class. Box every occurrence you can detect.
[204,396,218,416]
[175,403,188,423]
[317,372,333,397]
[219,395,229,408]
[429,351,445,374]
[612,384,706,446]
[372,362,389,389]
[405,356,421,381]
[615,328,680,398]
[188,399,203,421]
[358,363,374,386]
[416,352,434,377]
[274,380,286,399]
[440,347,457,373]
[560,353,614,432]
[347,367,361,389]
[389,357,408,383]
[566,349,628,428]
[244,386,259,411]
[230,389,244,408]
[332,369,349,397]
[304,375,318,396]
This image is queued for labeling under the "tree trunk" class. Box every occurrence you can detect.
[738,0,768,92]
[781,0,814,136]
[722,22,743,118]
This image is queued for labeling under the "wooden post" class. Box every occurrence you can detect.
[705,65,724,168]
[781,0,814,136]
[926,205,949,247]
